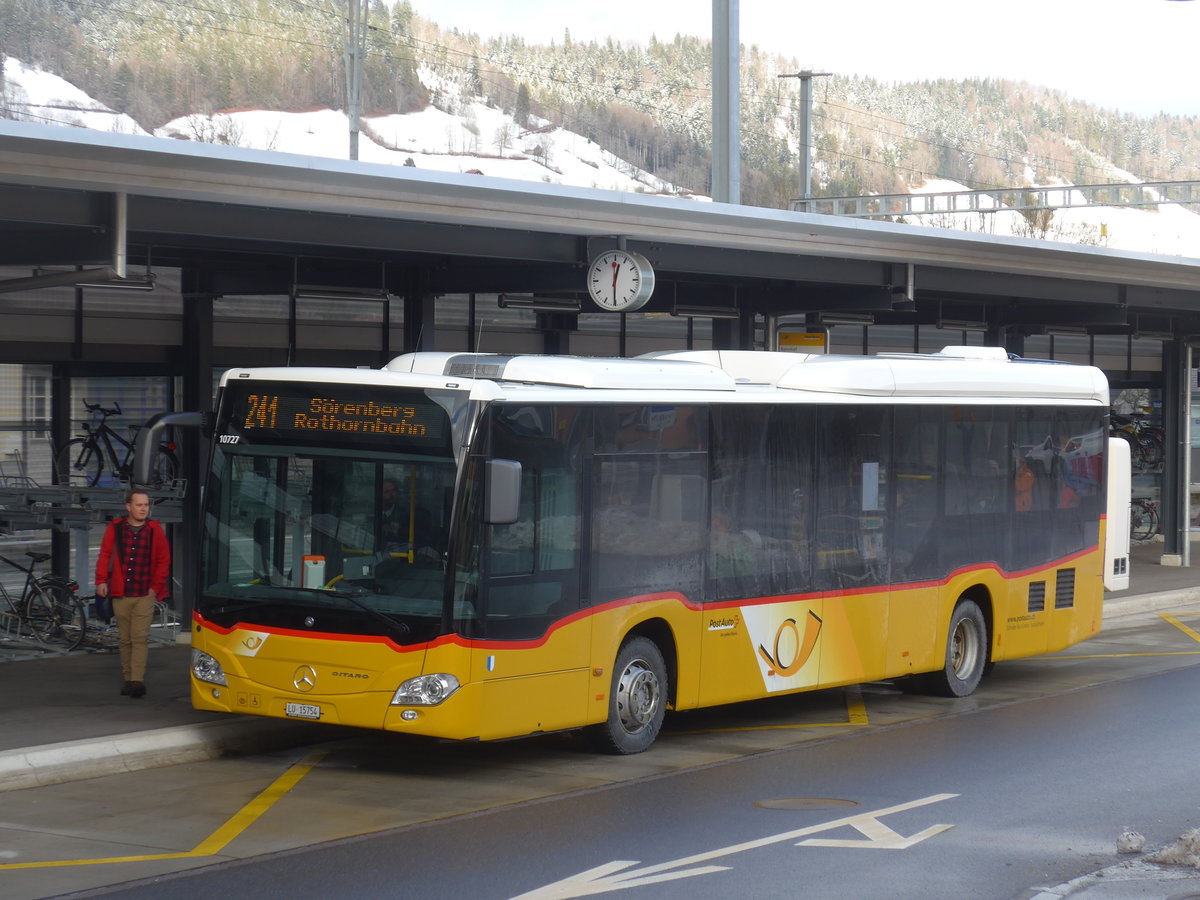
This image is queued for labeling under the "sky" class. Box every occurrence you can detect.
[410,0,1200,118]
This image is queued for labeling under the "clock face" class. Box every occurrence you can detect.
[587,250,655,312]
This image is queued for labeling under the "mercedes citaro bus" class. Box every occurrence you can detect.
[190,347,1129,753]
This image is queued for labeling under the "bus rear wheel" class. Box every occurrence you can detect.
[926,598,987,697]
[588,636,668,754]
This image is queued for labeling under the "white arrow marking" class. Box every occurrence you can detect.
[511,793,958,899]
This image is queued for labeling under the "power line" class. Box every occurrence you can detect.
[52,0,339,50]
[425,29,1182,188]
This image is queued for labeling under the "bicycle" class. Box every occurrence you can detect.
[1130,498,1159,542]
[0,551,85,651]
[56,400,178,488]
[1110,413,1164,470]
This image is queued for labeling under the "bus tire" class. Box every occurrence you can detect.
[925,598,988,697]
[588,636,668,754]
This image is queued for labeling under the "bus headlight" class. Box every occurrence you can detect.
[191,649,228,686]
[391,673,460,706]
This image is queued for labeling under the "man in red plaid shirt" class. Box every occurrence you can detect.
[95,490,171,698]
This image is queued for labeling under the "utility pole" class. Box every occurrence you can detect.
[343,0,367,160]
[778,70,831,212]
[712,0,740,204]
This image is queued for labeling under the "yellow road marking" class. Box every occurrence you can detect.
[191,749,326,855]
[669,685,869,735]
[0,749,326,870]
[1050,651,1200,659]
[1037,612,1200,660]
[845,684,869,725]
[1160,613,1200,644]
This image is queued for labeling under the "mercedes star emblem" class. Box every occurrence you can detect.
[293,665,317,692]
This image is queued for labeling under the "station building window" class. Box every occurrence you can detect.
[214,296,289,352]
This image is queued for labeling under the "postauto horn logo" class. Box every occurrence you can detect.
[756,610,823,677]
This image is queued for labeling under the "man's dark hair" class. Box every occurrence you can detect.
[125,489,151,504]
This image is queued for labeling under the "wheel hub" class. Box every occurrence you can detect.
[616,659,660,733]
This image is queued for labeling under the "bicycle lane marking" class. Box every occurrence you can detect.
[0,749,326,870]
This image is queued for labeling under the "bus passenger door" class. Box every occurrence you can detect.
[812,406,891,687]
[474,405,591,740]
[887,408,941,677]
[702,405,824,705]
[587,407,709,714]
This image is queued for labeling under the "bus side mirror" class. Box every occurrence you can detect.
[484,459,522,524]
[132,410,207,488]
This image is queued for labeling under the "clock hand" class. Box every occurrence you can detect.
[612,260,620,304]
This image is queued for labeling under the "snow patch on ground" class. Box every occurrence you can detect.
[2,58,147,135]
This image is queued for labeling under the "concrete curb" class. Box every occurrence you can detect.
[1104,587,1200,619]
[0,718,335,793]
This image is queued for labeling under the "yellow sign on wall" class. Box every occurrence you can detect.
[778,330,828,352]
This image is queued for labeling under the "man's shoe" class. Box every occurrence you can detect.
[120,681,134,696]
[128,682,146,699]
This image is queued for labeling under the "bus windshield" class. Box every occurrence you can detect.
[198,380,466,644]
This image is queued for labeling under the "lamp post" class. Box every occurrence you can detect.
[343,0,367,160]
[778,70,831,212]
[712,0,740,204]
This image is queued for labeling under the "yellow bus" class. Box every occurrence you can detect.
[191,346,1128,753]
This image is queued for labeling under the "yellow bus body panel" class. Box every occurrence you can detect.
[192,544,1104,742]
[190,622,429,729]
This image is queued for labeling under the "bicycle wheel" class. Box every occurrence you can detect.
[1131,502,1157,541]
[41,582,86,651]
[1139,433,1164,468]
[23,583,64,643]
[56,438,103,487]
[151,445,178,488]
[1144,503,1160,538]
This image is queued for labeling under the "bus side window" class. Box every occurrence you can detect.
[941,406,1010,567]
[589,405,707,605]
[708,405,812,601]
[813,406,889,591]
[482,405,584,638]
[891,408,941,582]
[591,453,706,604]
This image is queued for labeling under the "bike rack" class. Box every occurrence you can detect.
[0,478,187,622]
[0,446,190,658]
[0,607,75,658]
[80,601,181,653]
[0,482,185,532]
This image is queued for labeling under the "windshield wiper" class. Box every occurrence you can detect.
[289,586,413,639]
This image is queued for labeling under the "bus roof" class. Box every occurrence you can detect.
[381,347,1108,404]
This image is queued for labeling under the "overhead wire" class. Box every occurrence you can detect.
[408,27,1176,189]
[51,0,340,50]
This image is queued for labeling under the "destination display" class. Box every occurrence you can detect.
[220,381,451,451]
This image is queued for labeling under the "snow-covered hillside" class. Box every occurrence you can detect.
[2,56,682,196]
[2,58,146,135]
[5,55,1200,255]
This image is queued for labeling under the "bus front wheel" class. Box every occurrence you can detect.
[926,599,987,697]
[588,636,668,754]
